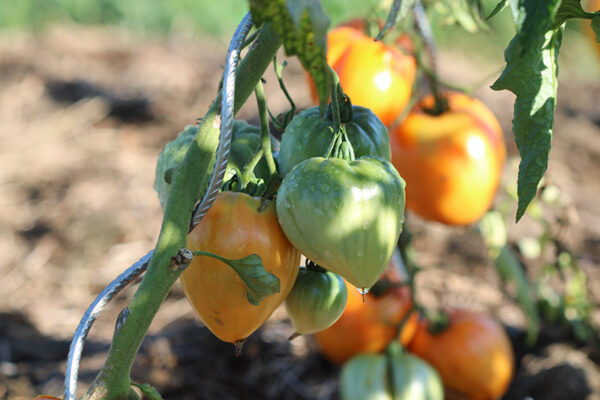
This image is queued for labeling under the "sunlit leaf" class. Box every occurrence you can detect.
[491,0,563,221]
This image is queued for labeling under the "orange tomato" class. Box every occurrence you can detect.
[181,191,300,343]
[314,263,417,364]
[309,23,416,126]
[389,91,506,225]
[409,309,515,400]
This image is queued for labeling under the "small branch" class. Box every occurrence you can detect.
[255,80,277,177]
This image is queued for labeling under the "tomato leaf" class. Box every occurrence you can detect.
[376,0,416,41]
[249,0,330,108]
[554,0,592,27]
[491,0,563,222]
[154,125,197,211]
[486,0,508,20]
[194,250,280,306]
[592,15,600,42]
[224,254,281,306]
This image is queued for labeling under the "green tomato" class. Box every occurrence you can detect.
[341,343,444,400]
[275,156,405,289]
[277,106,390,177]
[154,121,278,210]
[225,120,278,184]
[340,354,390,400]
[284,266,347,335]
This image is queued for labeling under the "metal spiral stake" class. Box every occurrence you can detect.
[62,12,253,400]
[191,12,253,229]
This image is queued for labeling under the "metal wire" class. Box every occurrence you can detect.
[63,250,153,400]
[191,12,254,228]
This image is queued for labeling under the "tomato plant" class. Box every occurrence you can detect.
[409,309,515,400]
[181,191,300,344]
[314,270,417,365]
[389,91,506,225]
[58,0,599,399]
[340,342,444,400]
[284,262,347,336]
[308,23,417,126]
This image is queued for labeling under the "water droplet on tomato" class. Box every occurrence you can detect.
[357,287,370,295]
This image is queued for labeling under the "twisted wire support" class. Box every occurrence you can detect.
[191,13,253,229]
[63,250,154,400]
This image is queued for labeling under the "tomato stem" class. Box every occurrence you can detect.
[255,81,277,178]
[413,0,447,115]
[273,56,296,118]
[328,66,342,132]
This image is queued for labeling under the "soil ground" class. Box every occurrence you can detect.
[0,25,599,399]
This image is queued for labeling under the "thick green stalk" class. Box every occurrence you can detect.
[82,24,282,400]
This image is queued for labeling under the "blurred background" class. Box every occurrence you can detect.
[0,1,599,399]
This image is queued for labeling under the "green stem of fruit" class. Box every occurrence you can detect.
[413,0,447,115]
[273,56,296,115]
[255,80,277,177]
[328,66,342,132]
[82,23,282,400]
[240,148,265,188]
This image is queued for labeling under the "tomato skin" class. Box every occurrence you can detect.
[275,156,405,289]
[278,105,390,177]
[284,267,347,334]
[408,309,515,400]
[314,277,417,365]
[310,25,416,126]
[181,191,300,343]
[389,91,506,225]
[340,342,444,400]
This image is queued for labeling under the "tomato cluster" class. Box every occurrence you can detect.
[178,15,513,400]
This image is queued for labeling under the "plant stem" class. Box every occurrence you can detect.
[328,66,342,131]
[82,23,282,400]
[255,81,277,176]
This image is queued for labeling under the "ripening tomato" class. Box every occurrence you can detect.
[390,91,506,225]
[314,266,417,364]
[409,309,515,400]
[308,24,416,126]
[181,191,300,344]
